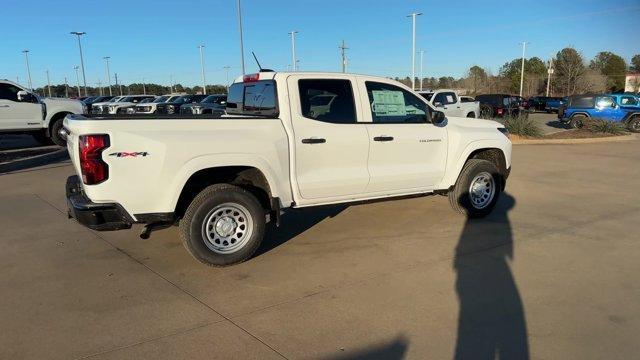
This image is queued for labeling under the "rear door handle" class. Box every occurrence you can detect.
[373,136,394,142]
[301,138,326,144]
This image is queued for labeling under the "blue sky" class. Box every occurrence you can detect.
[2,0,639,88]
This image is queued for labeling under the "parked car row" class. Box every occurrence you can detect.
[84,93,227,115]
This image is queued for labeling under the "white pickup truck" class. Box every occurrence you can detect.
[418,89,480,118]
[0,79,86,146]
[63,71,511,267]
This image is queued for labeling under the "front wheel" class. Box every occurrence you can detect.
[569,115,586,129]
[627,116,640,133]
[49,118,66,146]
[448,159,502,218]
[179,184,265,267]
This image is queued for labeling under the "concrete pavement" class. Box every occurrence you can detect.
[0,140,638,359]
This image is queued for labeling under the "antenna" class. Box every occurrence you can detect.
[252,52,263,71]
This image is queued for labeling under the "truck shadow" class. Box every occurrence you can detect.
[453,193,529,359]
[255,205,348,257]
[322,335,409,360]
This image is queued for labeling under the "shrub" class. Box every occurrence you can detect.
[585,118,628,135]
[502,115,543,137]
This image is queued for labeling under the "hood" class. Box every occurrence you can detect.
[42,97,82,105]
[445,116,504,129]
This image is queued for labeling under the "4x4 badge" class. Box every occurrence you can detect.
[109,152,150,157]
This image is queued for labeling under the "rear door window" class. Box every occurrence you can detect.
[298,79,356,124]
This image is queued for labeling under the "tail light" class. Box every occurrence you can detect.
[497,108,504,116]
[243,73,260,82]
[79,134,110,185]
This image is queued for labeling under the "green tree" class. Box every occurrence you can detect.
[467,66,487,94]
[590,51,627,91]
[629,54,640,72]
[499,57,547,95]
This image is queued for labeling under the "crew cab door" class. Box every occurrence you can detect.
[287,75,370,201]
[0,83,42,130]
[357,80,447,193]
[594,96,626,121]
[433,91,463,117]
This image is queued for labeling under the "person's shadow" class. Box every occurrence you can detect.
[453,193,529,359]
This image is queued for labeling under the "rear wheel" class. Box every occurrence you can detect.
[479,104,493,119]
[448,159,501,218]
[179,184,265,267]
[569,114,586,129]
[627,116,640,133]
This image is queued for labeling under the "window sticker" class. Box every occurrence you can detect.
[372,90,406,116]
[446,95,454,103]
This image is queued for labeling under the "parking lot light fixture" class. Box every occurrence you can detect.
[289,31,299,71]
[70,32,88,96]
[419,50,424,91]
[237,0,245,75]
[22,50,33,90]
[519,41,529,97]
[407,12,422,90]
[198,45,207,95]
[74,66,81,96]
[103,56,112,96]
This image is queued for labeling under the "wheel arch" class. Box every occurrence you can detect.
[173,165,277,219]
[439,140,510,191]
[45,111,72,136]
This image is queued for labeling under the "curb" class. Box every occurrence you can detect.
[511,133,639,145]
[0,148,69,174]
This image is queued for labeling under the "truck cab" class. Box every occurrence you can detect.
[418,89,480,118]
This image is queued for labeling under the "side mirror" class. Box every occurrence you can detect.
[434,101,443,108]
[431,110,446,125]
[17,90,30,102]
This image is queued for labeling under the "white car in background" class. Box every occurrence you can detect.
[107,95,155,114]
[134,94,184,114]
[91,96,124,115]
[0,79,86,146]
[418,89,480,118]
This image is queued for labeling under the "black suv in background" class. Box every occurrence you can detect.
[83,95,115,113]
[156,94,208,114]
[476,94,523,118]
[180,94,227,115]
[526,96,550,112]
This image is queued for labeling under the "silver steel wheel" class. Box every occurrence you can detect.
[201,203,253,254]
[468,172,496,210]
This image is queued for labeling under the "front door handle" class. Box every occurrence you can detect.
[301,137,326,144]
[373,136,394,142]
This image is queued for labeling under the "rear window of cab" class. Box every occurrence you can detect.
[227,80,278,117]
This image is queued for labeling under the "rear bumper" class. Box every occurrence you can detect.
[66,175,133,231]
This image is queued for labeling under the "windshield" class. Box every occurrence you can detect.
[140,98,154,103]
[153,96,169,103]
[109,97,124,103]
[202,95,227,104]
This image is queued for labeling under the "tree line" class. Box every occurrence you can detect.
[396,48,640,97]
[32,83,228,98]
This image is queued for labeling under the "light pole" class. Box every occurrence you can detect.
[64,76,69,98]
[46,69,52,97]
[223,66,231,91]
[97,79,103,96]
[288,31,299,71]
[546,57,554,97]
[236,0,246,75]
[407,12,422,90]
[198,45,207,95]
[339,40,349,73]
[103,56,112,96]
[115,73,122,95]
[22,50,33,90]
[74,66,81,96]
[170,74,174,93]
[419,50,425,91]
[70,31,88,96]
[519,41,529,97]
[142,77,146,95]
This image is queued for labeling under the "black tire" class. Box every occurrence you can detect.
[49,118,66,146]
[179,184,265,267]
[448,159,502,218]
[466,112,476,118]
[627,116,640,133]
[479,104,493,119]
[569,114,586,129]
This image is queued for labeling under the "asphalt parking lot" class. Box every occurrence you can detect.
[1,136,639,359]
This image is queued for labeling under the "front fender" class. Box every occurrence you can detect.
[438,139,512,189]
